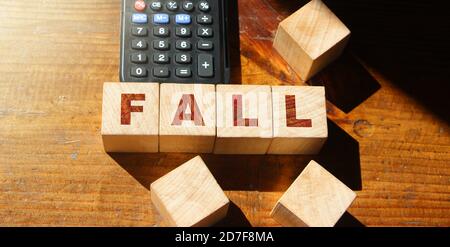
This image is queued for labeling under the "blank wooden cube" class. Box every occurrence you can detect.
[270,160,356,227]
[273,0,350,81]
[159,83,216,153]
[268,86,327,154]
[215,85,273,154]
[101,82,159,153]
[151,156,229,227]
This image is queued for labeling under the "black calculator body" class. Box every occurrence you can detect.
[120,0,230,84]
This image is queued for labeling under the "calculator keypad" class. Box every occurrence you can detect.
[121,0,225,83]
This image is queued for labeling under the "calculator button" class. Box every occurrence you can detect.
[132,26,148,36]
[182,1,194,12]
[131,53,148,64]
[153,26,170,37]
[197,15,212,24]
[175,53,192,64]
[175,14,191,25]
[153,40,170,50]
[153,67,170,78]
[176,40,192,50]
[131,66,148,77]
[132,13,148,24]
[176,27,191,37]
[150,1,162,11]
[153,53,170,64]
[153,14,169,24]
[166,1,178,11]
[132,39,148,50]
[134,0,146,12]
[197,40,213,50]
[197,27,213,37]
[198,54,214,77]
[176,68,192,78]
[198,1,210,12]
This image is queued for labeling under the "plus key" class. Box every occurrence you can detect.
[198,54,214,77]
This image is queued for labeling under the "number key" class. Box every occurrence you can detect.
[176,40,192,50]
[175,53,192,64]
[131,52,148,63]
[153,53,170,64]
[132,26,148,36]
[176,27,191,37]
[153,40,170,50]
[132,39,147,50]
[131,66,147,77]
[153,26,169,37]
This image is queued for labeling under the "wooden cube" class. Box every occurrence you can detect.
[270,160,356,227]
[273,0,350,81]
[159,83,216,153]
[101,82,159,153]
[214,85,273,154]
[268,86,327,154]
[151,156,229,227]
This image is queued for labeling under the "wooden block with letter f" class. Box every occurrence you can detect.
[159,83,216,153]
[270,160,356,227]
[268,86,327,154]
[273,0,350,81]
[151,156,229,227]
[101,82,159,153]
[214,85,273,154]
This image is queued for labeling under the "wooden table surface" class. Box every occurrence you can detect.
[0,0,449,226]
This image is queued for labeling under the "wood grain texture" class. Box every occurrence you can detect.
[159,83,216,153]
[273,0,350,80]
[150,156,229,227]
[0,0,449,226]
[268,86,327,154]
[271,160,356,227]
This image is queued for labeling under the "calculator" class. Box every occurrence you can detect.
[120,0,231,84]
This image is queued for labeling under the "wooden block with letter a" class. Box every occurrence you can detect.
[151,156,229,227]
[270,160,356,227]
[273,0,351,81]
[101,82,159,153]
[159,83,216,153]
[268,86,327,154]
[214,85,273,154]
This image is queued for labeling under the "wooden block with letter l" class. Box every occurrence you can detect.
[214,85,273,154]
[101,82,159,153]
[150,156,229,227]
[273,0,351,81]
[270,160,356,227]
[268,86,327,154]
[159,83,216,153]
